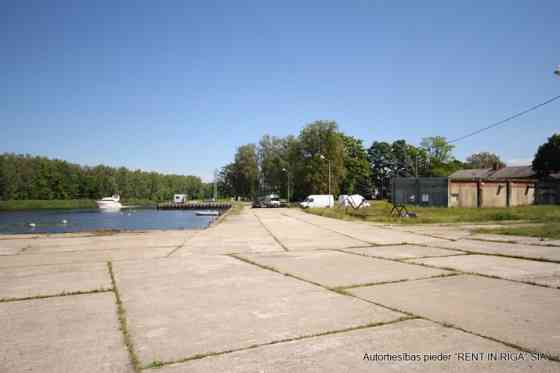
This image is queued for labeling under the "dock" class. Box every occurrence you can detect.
[157,202,232,210]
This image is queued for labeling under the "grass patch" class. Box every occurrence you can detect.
[305,201,560,225]
[107,261,141,373]
[0,288,112,303]
[474,223,560,240]
[0,199,97,210]
[142,316,414,369]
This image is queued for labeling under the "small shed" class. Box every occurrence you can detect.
[449,166,536,208]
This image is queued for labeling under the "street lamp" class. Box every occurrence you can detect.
[282,168,291,202]
[319,154,332,195]
[555,65,560,77]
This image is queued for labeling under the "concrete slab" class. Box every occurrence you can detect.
[0,246,172,268]
[113,255,403,365]
[343,244,465,260]
[0,262,111,300]
[350,275,560,358]
[0,245,24,255]
[433,239,560,262]
[394,224,473,241]
[239,250,453,288]
[409,254,560,287]
[5,230,194,254]
[281,209,454,245]
[470,233,560,247]
[174,210,284,255]
[0,293,132,373]
[158,319,559,373]
[253,210,369,250]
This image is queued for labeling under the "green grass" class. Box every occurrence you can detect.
[474,223,560,240]
[0,199,97,210]
[305,201,560,225]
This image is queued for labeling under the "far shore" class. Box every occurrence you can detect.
[0,199,157,211]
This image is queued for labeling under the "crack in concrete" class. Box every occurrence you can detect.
[0,288,113,303]
[141,316,416,370]
[252,211,289,252]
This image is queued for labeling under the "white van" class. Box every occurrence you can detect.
[300,195,334,209]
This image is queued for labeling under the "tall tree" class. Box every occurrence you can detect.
[340,135,371,196]
[296,121,345,198]
[258,135,290,196]
[532,133,560,177]
[420,136,455,163]
[231,144,258,198]
[367,141,394,199]
[466,152,505,169]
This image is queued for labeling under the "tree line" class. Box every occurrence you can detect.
[218,121,560,201]
[0,153,209,201]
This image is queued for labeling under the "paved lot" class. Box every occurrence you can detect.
[1,206,559,372]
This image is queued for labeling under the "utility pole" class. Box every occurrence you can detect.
[320,154,332,195]
[213,169,218,201]
[282,168,290,202]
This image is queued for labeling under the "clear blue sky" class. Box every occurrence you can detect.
[1,1,558,181]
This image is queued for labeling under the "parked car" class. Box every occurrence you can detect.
[252,198,265,208]
[299,195,334,209]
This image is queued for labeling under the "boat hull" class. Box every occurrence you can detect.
[96,201,123,210]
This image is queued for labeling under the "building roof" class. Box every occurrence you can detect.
[449,169,493,180]
[490,166,536,179]
[450,166,537,180]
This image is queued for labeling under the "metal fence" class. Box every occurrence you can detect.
[536,180,560,205]
[392,177,449,207]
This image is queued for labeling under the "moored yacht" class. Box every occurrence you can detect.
[96,194,122,210]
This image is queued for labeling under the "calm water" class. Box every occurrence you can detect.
[0,208,217,234]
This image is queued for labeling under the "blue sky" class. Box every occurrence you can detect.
[1,1,558,181]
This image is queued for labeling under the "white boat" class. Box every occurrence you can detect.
[196,210,219,216]
[96,195,122,210]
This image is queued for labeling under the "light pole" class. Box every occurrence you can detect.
[319,154,332,195]
[555,65,560,77]
[282,168,290,202]
[213,169,218,201]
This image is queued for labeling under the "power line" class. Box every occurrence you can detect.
[448,94,560,144]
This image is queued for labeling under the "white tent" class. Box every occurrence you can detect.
[338,194,370,208]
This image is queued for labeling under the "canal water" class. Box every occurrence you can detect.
[0,208,217,234]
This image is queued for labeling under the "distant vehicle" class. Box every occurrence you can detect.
[252,198,265,208]
[96,194,122,210]
[174,194,187,203]
[300,195,334,209]
[253,194,282,208]
[264,194,281,208]
[338,194,370,208]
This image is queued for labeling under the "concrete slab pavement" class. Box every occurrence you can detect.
[238,250,454,288]
[0,246,173,268]
[113,254,404,366]
[0,293,132,373]
[409,254,560,287]
[432,239,560,262]
[281,209,455,245]
[157,319,559,373]
[342,244,465,260]
[253,209,364,250]
[0,262,111,300]
[350,275,560,358]
[173,210,284,255]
